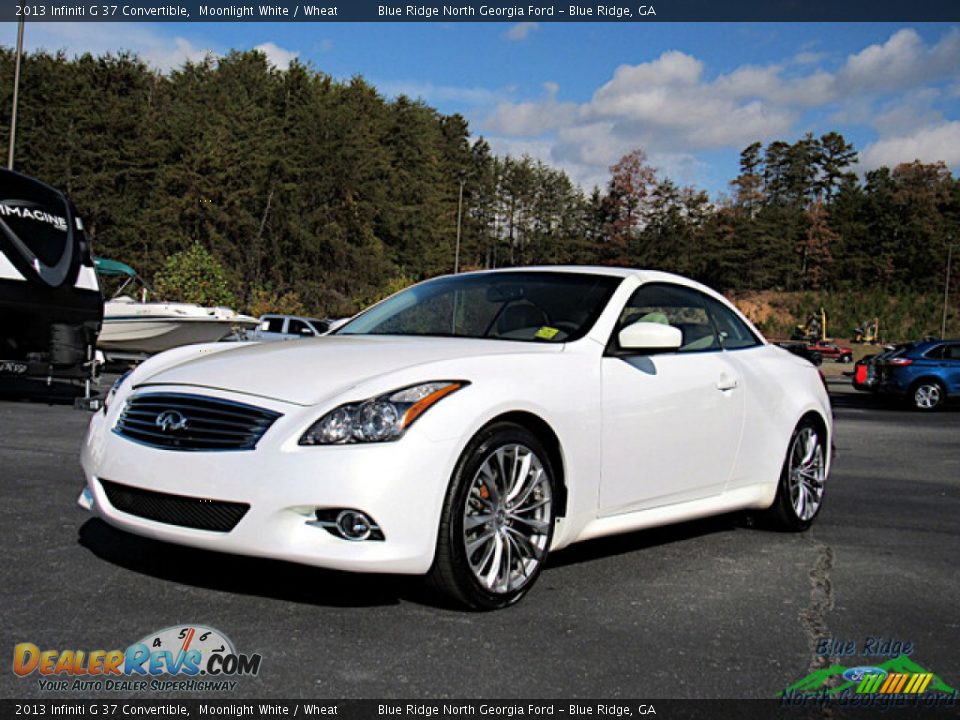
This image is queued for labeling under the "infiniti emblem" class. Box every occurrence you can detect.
[155,410,188,432]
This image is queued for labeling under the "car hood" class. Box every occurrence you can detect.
[136,335,563,406]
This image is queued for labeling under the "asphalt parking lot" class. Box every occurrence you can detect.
[2,378,958,700]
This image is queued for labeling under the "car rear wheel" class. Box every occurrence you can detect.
[911,380,945,411]
[428,423,556,610]
[761,419,826,531]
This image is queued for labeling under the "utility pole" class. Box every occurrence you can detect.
[942,239,955,340]
[450,173,467,335]
[8,2,25,170]
[454,174,465,274]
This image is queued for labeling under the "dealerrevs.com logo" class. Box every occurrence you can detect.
[13,625,262,692]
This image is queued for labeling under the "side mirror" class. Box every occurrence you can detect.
[618,321,682,353]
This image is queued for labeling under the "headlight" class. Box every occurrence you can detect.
[102,370,132,412]
[299,381,469,445]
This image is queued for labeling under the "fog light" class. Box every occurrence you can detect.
[337,510,373,541]
[306,508,384,541]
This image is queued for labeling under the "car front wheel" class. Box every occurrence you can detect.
[912,380,945,411]
[761,419,827,531]
[428,423,556,610]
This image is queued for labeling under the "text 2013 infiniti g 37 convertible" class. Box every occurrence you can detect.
[80,267,832,609]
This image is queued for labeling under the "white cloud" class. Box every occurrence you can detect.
[475,27,960,190]
[17,22,300,73]
[504,23,539,41]
[871,89,944,137]
[861,122,960,171]
[484,82,577,136]
[376,79,501,107]
[21,22,213,71]
[792,50,826,66]
[836,28,960,95]
[487,49,797,160]
[254,42,299,70]
[485,136,555,163]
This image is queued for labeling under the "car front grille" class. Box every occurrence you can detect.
[99,479,249,532]
[114,392,281,451]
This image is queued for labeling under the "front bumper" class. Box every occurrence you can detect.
[79,391,464,575]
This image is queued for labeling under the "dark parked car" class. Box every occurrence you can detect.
[776,341,823,366]
[877,339,960,410]
[852,345,903,392]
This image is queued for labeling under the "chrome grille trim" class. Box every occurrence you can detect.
[113,392,281,451]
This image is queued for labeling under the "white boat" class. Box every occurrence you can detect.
[99,297,259,355]
[94,257,258,356]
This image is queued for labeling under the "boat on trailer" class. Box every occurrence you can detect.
[0,169,103,405]
[94,258,258,359]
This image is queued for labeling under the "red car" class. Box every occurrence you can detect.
[808,341,854,363]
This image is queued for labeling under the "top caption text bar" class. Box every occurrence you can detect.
[2,1,958,23]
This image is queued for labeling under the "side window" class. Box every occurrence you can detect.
[947,344,960,361]
[287,319,313,336]
[264,317,285,333]
[925,345,946,360]
[701,295,762,350]
[616,283,719,353]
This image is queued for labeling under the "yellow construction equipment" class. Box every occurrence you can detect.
[793,307,828,343]
[853,317,880,344]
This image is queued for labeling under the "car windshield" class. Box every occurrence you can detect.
[336,271,623,343]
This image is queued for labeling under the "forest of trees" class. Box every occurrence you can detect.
[1,48,958,323]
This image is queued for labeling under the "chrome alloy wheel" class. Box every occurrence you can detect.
[462,443,553,595]
[787,426,825,522]
[914,383,941,410]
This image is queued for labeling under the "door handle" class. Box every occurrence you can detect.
[716,376,739,391]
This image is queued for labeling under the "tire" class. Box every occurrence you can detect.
[840,354,853,364]
[911,380,945,411]
[428,422,556,610]
[761,419,827,532]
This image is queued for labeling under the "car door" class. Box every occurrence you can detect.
[939,343,960,395]
[599,283,746,515]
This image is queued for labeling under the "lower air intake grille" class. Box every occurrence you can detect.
[99,479,249,532]
[114,392,281,451]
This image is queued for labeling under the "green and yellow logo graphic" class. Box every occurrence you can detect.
[856,671,933,695]
[782,655,955,699]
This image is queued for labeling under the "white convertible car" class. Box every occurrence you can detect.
[80,267,831,609]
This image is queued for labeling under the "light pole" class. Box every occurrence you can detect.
[454,174,465,274]
[942,238,955,340]
[8,1,25,170]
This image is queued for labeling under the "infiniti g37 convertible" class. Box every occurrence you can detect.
[80,267,832,609]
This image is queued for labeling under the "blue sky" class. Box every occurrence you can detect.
[9,21,960,198]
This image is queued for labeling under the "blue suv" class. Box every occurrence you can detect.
[878,339,960,410]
